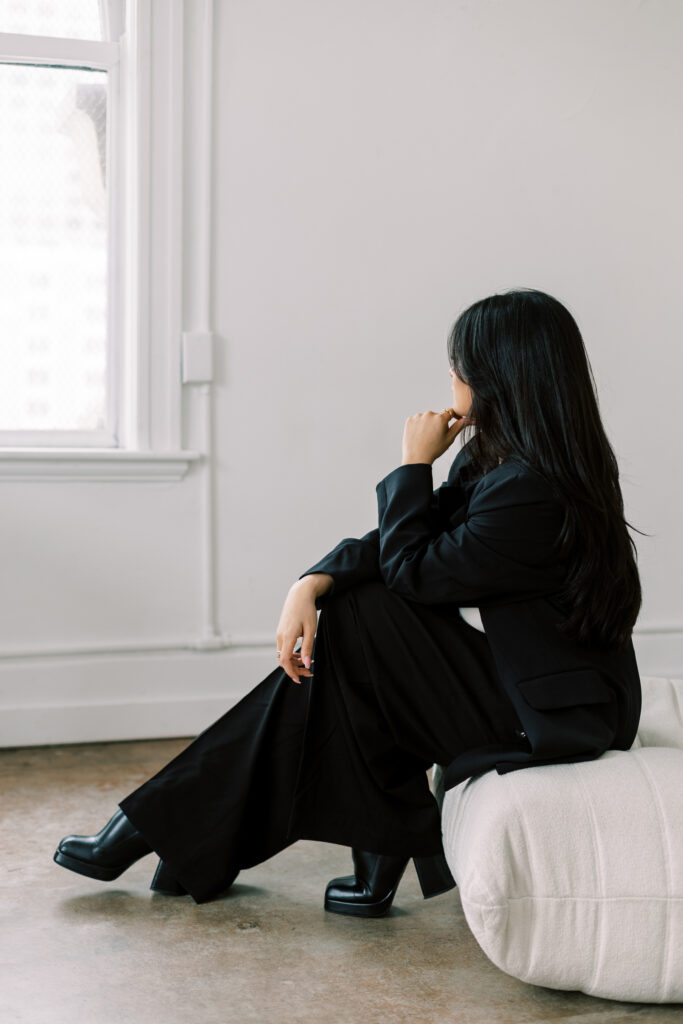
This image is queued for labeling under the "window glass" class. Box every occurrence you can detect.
[0,1,103,41]
[0,62,108,431]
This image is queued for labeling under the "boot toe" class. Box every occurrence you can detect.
[324,873,358,899]
[324,875,394,917]
[52,813,153,882]
[53,843,123,881]
[57,835,93,858]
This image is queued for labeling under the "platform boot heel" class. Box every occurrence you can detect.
[150,858,189,896]
[412,851,458,899]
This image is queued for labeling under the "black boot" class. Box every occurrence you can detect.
[325,847,456,921]
[150,858,189,896]
[324,847,456,918]
[325,849,409,917]
[53,807,154,882]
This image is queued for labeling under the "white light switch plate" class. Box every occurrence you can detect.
[182,331,214,383]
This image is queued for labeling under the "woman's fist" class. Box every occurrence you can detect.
[402,408,473,465]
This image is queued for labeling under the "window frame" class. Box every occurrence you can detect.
[0,0,201,481]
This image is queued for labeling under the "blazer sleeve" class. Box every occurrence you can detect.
[297,443,476,610]
[375,461,566,606]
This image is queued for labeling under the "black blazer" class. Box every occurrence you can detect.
[298,440,642,792]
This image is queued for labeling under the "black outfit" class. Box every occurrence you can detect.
[119,440,641,905]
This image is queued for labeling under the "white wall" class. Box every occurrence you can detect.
[1,0,680,746]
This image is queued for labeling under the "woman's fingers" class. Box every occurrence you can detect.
[276,594,318,685]
[280,641,301,684]
[299,628,314,672]
[291,651,314,677]
[279,638,314,684]
[276,624,301,684]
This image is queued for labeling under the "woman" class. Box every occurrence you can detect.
[53,288,643,918]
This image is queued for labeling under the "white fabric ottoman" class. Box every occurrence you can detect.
[434,675,683,1003]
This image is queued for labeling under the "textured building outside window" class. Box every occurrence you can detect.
[0,1,115,435]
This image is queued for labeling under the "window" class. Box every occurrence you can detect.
[0,0,201,480]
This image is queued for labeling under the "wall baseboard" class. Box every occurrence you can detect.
[0,695,249,747]
[0,646,281,747]
[632,630,683,679]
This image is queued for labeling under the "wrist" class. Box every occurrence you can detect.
[294,573,333,597]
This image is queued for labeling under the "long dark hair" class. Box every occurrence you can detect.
[446,287,645,652]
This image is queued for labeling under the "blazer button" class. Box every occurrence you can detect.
[515,728,527,739]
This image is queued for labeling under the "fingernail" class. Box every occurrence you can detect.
[304,656,311,669]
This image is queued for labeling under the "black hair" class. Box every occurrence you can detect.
[446,287,645,651]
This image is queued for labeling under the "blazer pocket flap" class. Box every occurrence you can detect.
[517,668,614,710]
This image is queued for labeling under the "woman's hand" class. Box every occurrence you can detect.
[402,408,473,465]
[276,578,325,684]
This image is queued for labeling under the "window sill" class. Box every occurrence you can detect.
[0,448,203,482]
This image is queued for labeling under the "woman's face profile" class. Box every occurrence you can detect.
[449,365,474,420]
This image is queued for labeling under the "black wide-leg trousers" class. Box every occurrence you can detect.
[118,581,524,904]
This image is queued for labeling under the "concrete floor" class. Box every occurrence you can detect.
[1,738,681,1024]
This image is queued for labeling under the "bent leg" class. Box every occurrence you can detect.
[287,580,524,858]
[119,665,313,904]
[118,580,513,905]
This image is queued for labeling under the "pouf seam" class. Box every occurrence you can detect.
[632,747,674,999]
[461,894,683,908]
[569,760,606,992]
